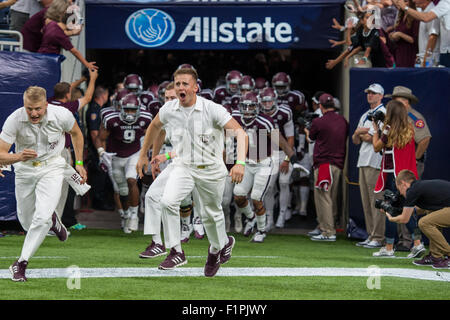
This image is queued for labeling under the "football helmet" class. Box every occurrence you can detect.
[158,81,170,104]
[239,75,255,95]
[177,63,197,72]
[225,70,243,95]
[271,72,291,95]
[139,91,155,109]
[255,77,269,92]
[119,93,141,125]
[239,92,259,120]
[123,74,143,94]
[113,88,130,111]
[259,87,278,114]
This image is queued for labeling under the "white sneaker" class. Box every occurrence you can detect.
[243,215,257,236]
[356,238,370,247]
[128,214,139,231]
[311,234,336,242]
[180,223,193,243]
[363,240,383,248]
[407,243,426,259]
[234,213,243,233]
[193,216,205,239]
[373,247,395,257]
[307,228,321,237]
[47,230,71,237]
[275,211,285,228]
[251,231,266,243]
[284,208,292,221]
[299,210,307,217]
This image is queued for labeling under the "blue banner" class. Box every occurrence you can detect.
[85,2,343,49]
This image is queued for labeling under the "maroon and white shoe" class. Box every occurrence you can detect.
[50,212,68,242]
[9,260,28,282]
[193,216,205,239]
[204,248,221,277]
[139,241,167,259]
[220,236,235,264]
[158,248,187,270]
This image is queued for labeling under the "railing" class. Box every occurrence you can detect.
[0,30,23,52]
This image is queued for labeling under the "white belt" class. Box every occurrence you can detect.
[23,155,62,167]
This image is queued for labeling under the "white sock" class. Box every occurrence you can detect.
[238,202,254,219]
[256,214,266,232]
[118,209,125,218]
[300,186,310,212]
[174,244,183,253]
[209,246,220,254]
[279,183,290,213]
[152,234,162,245]
[181,216,190,225]
[129,206,139,217]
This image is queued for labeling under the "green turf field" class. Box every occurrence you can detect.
[0,229,449,300]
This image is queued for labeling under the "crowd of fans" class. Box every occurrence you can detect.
[326,0,450,68]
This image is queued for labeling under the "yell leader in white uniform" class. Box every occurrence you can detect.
[137,68,248,277]
[0,86,87,282]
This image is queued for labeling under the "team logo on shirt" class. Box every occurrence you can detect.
[48,141,58,150]
[199,134,214,145]
[277,114,283,120]
[415,119,425,128]
[140,121,146,127]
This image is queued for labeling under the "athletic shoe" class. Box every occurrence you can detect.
[193,216,205,239]
[158,248,187,270]
[243,215,256,237]
[299,210,307,217]
[432,257,449,270]
[311,234,336,242]
[275,212,285,228]
[9,260,28,282]
[180,223,193,243]
[204,248,221,277]
[220,236,235,264]
[284,208,292,221]
[413,253,433,266]
[234,213,243,233]
[363,240,383,249]
[48,230,71,237]
[50,212,68,242]
[69,223,86,230]
[356,238,370,247]
[407,243,426,259]
[372,247,395,257]
[139,241,167,259]
[251,231,267,243]
[128,214,139,232]
[307,228,322,237]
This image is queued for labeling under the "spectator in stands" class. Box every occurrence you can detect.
[371,99,425,257]
[7,0,47,32]
[21,0,80,53]
[352,83,386,249]
[0,0,17,10]
[387,0,420,67]
[305,93,349,242]
[393,0,450,30]
[37,1,96,71]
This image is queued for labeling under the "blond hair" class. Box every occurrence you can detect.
[173,68,198,81]
[45,0,70,22]
[166,82,174,90]
[23,86,47,105]
[384,100,414,149]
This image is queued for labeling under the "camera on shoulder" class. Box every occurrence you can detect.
[367,110,385,123]
[374,189,404,216]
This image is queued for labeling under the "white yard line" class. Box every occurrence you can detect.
[0,267,449,282]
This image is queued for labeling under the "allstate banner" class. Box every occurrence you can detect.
[85,1,343,49]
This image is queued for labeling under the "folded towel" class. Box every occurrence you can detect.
[315,163,332,191]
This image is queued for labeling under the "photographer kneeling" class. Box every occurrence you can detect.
[372,100,424,257]
[386,170,450,269]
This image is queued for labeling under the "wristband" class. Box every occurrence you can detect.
[165,152,171,160]
[236,160,246,166]
[75,160,84,166]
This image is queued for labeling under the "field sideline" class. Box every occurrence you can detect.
[0,229,449,300]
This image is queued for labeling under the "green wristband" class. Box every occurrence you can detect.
[165,152,171,160]
[236,160,246,166]
[75,160,84,166]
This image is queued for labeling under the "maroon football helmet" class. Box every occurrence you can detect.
[225,70,243,95]
[239,91,259,120]
[139,91,155,109]
[113,88,130,111]
[177,63,197,72]
[271,72,291,95]
[119,93,141,124]
[259,87,278,114]
[157,81,170,104]
[255,77,269,92]
[239,75,255,95]
[123,74,143,94]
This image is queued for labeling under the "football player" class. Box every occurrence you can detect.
[96,93,152,233]
[123,74,144,96]
[213,70,243,106]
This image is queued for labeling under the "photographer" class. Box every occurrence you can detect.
[305,93,349,242]
[371,100,424,257]
[386,170,450,269]
[352,84,386,248]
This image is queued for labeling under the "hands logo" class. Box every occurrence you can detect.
[125,9,175,48]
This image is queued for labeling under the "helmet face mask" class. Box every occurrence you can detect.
[259,87,277,114]
[271,72,291,95]
[239,92,259,120]
[119,93,141,124]
[158,81,170,104]
[113,88,130,111]
[226,70,243,95]
[239,76,255,96]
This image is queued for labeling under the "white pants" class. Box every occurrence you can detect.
[14,156,66,262]
[233,157,276,202]
[143,163,193,237]
[112,151,139,196]
[160,163,228,250]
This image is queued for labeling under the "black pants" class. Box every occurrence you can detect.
[86,151,114,210]
[62,187,77,228]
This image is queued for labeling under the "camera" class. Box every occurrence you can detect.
[297,111,320,129]
[367,110,385,123]
[374,189,404,216]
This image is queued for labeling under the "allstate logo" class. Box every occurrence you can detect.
[125,9,175,48]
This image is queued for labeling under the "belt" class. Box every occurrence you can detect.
[24,156,61,167]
